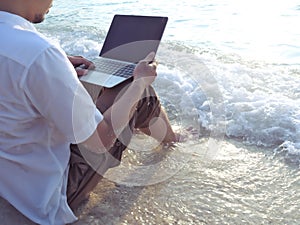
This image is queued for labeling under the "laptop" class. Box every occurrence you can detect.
[79,14,168,89]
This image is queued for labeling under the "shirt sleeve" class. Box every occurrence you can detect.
[22,45,103,143]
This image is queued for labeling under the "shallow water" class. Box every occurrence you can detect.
[72,137,300,225]
[1,137,300,224]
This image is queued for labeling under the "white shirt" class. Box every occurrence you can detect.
[0,11,103,225]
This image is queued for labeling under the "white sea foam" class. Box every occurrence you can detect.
[154,46,300,150]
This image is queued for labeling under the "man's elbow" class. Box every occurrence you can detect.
[79,120,116,154]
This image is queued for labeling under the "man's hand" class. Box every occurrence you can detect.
[133,52,158,87]
[68,55,95,76]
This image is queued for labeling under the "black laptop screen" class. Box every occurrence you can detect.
[99,15,168,63]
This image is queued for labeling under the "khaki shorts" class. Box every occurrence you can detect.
[67,80,161,210]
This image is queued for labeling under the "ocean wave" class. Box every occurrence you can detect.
[156,42,300,151]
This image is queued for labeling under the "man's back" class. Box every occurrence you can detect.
[0,11,100,225]
[0,12,53,151]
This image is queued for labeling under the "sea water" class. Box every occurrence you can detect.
[31,0,300,224]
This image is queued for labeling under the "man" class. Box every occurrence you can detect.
[0,0,179,224]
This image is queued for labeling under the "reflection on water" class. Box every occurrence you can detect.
[73,138,300,225]
[1,137,299,224]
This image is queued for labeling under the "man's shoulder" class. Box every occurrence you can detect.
[0,25,58,66]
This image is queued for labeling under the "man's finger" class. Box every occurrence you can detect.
[75,67,88,76]
[149,60,158,70]
[140,52,156,63]
[150,60,158,66]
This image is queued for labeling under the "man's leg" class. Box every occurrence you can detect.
[67,79,163,211]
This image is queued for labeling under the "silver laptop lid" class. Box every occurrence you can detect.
[99,14,168,63]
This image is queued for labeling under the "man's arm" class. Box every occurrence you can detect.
[80,52,159,153]
[68,53,179,150]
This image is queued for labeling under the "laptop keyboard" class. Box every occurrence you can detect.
[95,59,136,78]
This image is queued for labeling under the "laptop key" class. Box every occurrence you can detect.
[113,64,135,78]
[95,60,136,78]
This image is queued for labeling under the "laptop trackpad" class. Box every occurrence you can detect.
[79,70,127,88]
[105,76,127,88]
[79,70,112,85]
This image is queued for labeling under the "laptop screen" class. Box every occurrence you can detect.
[99,15,168,63]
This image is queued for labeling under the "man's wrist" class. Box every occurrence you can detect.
[132,77,148,90]
[133,76,154,90]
